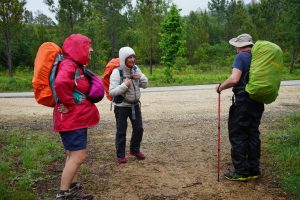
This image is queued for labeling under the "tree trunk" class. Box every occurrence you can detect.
[4,28,13,77]
[111,33,116,58]
[149,14,153,75]
[289,46,297,74]
[67,3,74,34]
[150,45,153,75]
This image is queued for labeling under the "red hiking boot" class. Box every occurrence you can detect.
[117,157,127,164]
[129,151,146,160]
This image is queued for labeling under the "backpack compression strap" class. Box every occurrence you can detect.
[110,67,123,111]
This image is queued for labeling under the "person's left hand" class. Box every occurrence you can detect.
[132,72,141,80]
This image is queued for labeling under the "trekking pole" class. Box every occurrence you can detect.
[218,92,221,182]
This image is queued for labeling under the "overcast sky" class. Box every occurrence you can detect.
[25,0,211,19]
[26,0,252,19]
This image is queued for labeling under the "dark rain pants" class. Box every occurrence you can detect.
[114,104,144,158]
[228,99,264,176]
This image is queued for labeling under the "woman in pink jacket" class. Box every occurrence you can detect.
[54,34,99,200]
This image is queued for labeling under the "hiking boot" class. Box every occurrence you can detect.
[70,190,94,200]
[56,190,72,200]
[249,171,260,180]
[117,157,127,164]
[224,171,251,181]
[56,183,93,200]
[70,182,82,192]
[129,151,145,160]
[249,175,259,179]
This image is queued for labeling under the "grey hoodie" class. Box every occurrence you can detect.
[109,47,148,107]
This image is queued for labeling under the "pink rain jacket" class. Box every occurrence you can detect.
[53,34,100,132]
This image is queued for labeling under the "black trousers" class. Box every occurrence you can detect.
[228,99,264,176]
[114,104,144,158]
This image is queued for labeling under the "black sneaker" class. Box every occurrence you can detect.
[224,171,251,181]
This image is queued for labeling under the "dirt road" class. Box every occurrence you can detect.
[0,85,299,199]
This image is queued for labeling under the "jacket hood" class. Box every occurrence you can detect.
[62,34,91,66]
[119,47,135,68]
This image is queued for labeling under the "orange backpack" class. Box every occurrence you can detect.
[32,42,63,107]
[102,58,120,101]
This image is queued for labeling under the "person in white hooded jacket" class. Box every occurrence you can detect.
[109,47,148,164]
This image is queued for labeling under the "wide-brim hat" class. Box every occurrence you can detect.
[229,33,254,47]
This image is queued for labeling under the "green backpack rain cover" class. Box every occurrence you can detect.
[245,40,283,104]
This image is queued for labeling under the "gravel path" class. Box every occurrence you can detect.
[0,84,299,199]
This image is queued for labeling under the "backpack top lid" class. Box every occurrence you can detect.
[102,58,120,101]
[245,40,284,104]
[32,42,62,107]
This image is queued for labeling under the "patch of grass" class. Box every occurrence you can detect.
[266,112,300,199]
[0,68,33,92]
[0,65,299,92]
[80,164,90,177]
[0,129,63,200]
[141,65,232,87]
[281,68,300,81]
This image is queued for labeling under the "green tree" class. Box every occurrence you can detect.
[208,0,227,25]
[279,0,300,73]
[159,4,186,82]
[135,0,168,74]
[224,0,256,39]
[185,11,210,64]
[0,0,25,77]
[33,11,56,26]
[45,0,86,36]
[91,0,131,58]
[23,9,34,24]
[79,3,106,68]
[17,11,58,68]
[159,4,186,68]
[249,0,282,41]
[207,0,228,43]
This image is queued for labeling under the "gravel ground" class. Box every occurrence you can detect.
[0,85,299,199]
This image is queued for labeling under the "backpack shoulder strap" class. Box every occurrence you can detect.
[74,67,85,86]
[133,65,137,72]
[117,66,124,84]
[63,59,87,103]
[118,66,123,77]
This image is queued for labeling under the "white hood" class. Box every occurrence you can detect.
[119,47,135,68]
